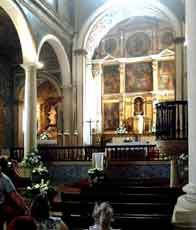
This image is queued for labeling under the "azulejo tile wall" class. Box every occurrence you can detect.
[48,161,170,184]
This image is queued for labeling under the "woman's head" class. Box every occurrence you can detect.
[30,193,50,221]
[92,202,113,229]
[8,216,37,230]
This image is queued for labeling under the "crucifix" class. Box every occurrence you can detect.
[86,119,99,145]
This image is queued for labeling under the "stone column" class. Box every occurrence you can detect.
[172,1,196,228]
[152,61,158,92]
[17,100,24,147]
[62,84,72,145]
[22,64,37,158]
[152,61,158,130]
[92,64,102,134]
[175,37,184,100]
[72,48,87,145]
[119,63,126,124]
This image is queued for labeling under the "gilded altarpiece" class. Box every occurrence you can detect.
[95,17,176,138]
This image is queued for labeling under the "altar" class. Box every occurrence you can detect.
[106,141,156,161]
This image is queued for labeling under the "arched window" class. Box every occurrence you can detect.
[134,97,144,115]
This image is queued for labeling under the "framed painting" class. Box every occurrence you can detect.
[103,102,119,131]
[158,61,175,90]
[103,65,120,94]
[125,62,153,93]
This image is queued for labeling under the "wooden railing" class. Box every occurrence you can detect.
[10,144,158,162]
[156,101,188,140]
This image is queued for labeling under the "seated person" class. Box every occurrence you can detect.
[30,193,69,230]
[8,216,37,230]
[0,158,29,223]
[89,202,115,230]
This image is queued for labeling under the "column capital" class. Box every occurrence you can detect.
[92,64,102,78]
[119,63,125,74]
[152,60,158,70]
[73,49,88,56]
[20,62,43,71]
[61,84,72,90]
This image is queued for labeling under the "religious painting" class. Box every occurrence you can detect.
[103,102,119,131]
[103,65,120,94]
[125,62,153,93]
[126,32,151,57]
[158,61,175,90]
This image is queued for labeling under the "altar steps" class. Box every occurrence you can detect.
[57,183,183,230]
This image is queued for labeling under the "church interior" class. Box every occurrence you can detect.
[0,0,195,229]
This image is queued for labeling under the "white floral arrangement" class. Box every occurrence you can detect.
[39,131,49,140]
[116,125,128,134]
[32,163,48,175]
[27,179,50,195]
[22,151,41,169]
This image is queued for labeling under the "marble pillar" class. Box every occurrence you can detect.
[22,64,37,158]
[62,84,72,146]
[172,1,196,228]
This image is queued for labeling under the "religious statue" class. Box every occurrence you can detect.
[48,106,56,126]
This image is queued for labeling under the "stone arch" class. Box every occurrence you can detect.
[37,34,71,87]
[37,35,72,143]
[74,0,182,144]
[76,0,181,57]
[0,0,36,64]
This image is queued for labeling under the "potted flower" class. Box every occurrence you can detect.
[39,131,49,140]
[32,163,49,183]
[116,122,128,135]
[88,168,105,186]
[20,151,41,178]
[25,179,50,199]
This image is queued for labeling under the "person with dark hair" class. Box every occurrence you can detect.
[7,216,37,230]
[0,158,29,224]
[90,202,116,230]
[30,193,69,230]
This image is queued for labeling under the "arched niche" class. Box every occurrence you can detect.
[37,79,61,141]
[16,77,62,146]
